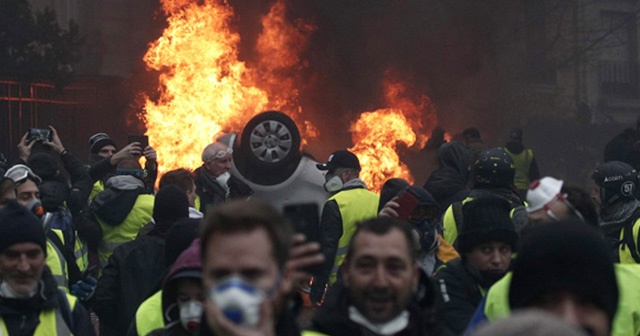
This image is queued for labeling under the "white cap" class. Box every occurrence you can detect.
[526,177,564,213]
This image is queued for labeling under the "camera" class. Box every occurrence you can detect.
[28,128,52,143]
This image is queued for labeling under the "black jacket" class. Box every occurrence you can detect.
[0,267,95,336]
[434,259,488,335]
[194,166,253,215]
[94,235,167,336]
[424,142,473,215]
[310,279,440,336]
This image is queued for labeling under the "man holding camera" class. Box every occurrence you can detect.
[310,149,379,306]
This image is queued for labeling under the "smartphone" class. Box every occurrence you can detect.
[28,128,52,143]
[283,203,321,274]
[128,135,149,149]
[395,187,420,220]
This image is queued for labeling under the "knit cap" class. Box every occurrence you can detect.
[89,133,116,154]
[457,195,518,254]
[509,219,618,326]
[0,200,47,255]
[153,185,189,232]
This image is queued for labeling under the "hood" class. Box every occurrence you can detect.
[105,175,144,190]
[161,240,202,323]
[437,142,473,179]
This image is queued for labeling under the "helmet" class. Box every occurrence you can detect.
[473,148,515,189]
[591,161,638,208]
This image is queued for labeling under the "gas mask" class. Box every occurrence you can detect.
[209,275,266,327]
[324,174,343,193]
[179,300,203,333]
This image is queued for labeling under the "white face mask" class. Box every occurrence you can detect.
[209,275,266,327]
[324,175,344,193]
[179,300,203,333]
[215,172,231,186]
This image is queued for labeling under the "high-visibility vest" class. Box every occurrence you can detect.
[89,180,104,202]
[619,218,640,264]
[135,290,164,336]
[327,188,379,285]
[46,238,68,291]
[481,264,640,336]
[0,291,78,335]
[301,331,329,336]
[503,148,533,191]
[97,195,154,266]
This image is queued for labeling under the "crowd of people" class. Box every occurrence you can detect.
[0,123,639,336]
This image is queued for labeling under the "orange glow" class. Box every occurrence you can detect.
[350,78,437,193]
[141,0,316,174]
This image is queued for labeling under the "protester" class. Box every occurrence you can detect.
[148,240,203,336]
[502,128,540,197]
[442,148,526,246]
[306,217,440,336]
[194,142,252,215]
[158,168,202,218]
[94,185,189,336]
[462,127,487,158]
[467,219,640,336]
[423,141,473,215]
[200,199,320,335]
[0,177,16,208]
[310,149,379,306]
[0,201,94,335]
[470,310,587,336]
[591,161,640,262]
[526,176,597,227]
[435,196,518,334]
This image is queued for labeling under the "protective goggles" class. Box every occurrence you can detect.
[210,147,233,160]
[4,164,42,184]
[543,193,585,222]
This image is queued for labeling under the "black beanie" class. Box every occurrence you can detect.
[89,133,117,154]
[27,152,59,180]
[0,201,47,255]
[457,196,518,254]
[378,178,410,212]
[153,185,189,231]
[509,219,618,325]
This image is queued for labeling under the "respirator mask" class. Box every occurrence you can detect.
[209,275,281,327]
[324,171,344,193]
[179,300,203,333]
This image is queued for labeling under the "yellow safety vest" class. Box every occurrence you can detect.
[619,218,640,264]
[0,292,78,335]
[482,264,640,336]
[89,180,104,202]
[46,237,68,292]
[327,188,379,285]
[135,290,164,336]
[97,194,154,266]
[301,331,329,336]
[503,148,533,191]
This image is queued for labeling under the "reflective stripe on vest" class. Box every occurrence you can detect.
[0,292,77,335]
[619,218,640,264]
[301,331,329,336]
[46,240,68,291]
[482,265,640,336]
[136,290,164,336]
[328,188,379,285]
[74,238,89,272]
[504,148,533,190]
[98,194,154,265]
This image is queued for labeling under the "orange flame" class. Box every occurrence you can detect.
[350,78,437,193]
[141,0,316,174]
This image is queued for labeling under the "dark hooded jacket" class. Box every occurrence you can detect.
[0,267,95,336]
[148,240,202,336]
[424,142,473,215]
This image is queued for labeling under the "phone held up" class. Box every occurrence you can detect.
[395,187,420,220]
[28,128,52,143]
[128,135,149,150]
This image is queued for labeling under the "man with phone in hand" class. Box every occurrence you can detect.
[87,132,157,196]
[310,150,379,306]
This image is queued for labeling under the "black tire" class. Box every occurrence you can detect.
[240,111,302,171]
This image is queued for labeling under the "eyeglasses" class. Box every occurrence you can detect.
[209,147,233,160]
[4,164,41,184]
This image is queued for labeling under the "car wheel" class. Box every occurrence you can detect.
[241,111,301,170]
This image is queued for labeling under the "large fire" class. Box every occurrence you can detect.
[141,0,437,192]
[350,79,436,192]
[141,0,315,172]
